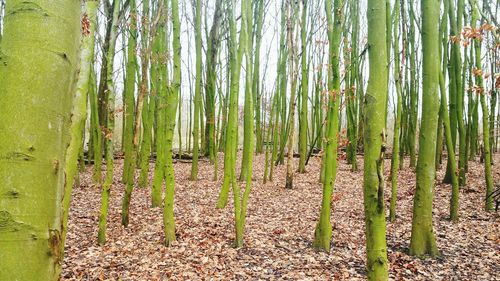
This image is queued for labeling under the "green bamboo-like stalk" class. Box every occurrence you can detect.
[163,0,181,245]
[98,0,121,246]
[408,4,418,169]
[361,0,389,278]
[470,0,494,211]
[445,0,466,186]
[122,0,138,185]
[0,0,80,279]
[239,0,256,182]
[151,0,169,208]
[121,0,139,227]
[438,0,459,222]
[389,0,402,223]
[190,0,202,181]
[264,91,279,183]
[313,0,343,252]
[62,0,99,250]
[465,45,475,165]
[436,105,444,169]
[441,71,460,221]
[285,1,299,189]
[409,0,440,257]
[218,46,231,152]
[89,65,103,184]
[254,0,266,155]
[234,0,254,247]
[443,0,458,184]
[271,4,288,170]
[216,0,244,209]
[346,0,360,172]
[138,0,154,189]
[204,0,223,163]
[298,0,309,173]
[277,1,289,165]
[398,5,409,171]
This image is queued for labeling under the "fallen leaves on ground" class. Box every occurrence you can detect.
[62,153,500,280]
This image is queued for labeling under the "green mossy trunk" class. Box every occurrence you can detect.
[204,0,223,164]
[313,0,342,252]
[389,0,402,223]
[216,0,243,209]
[234,0,254,247]
[298,0,309,174]
[346,0,360,172]
[122,0,138,185]
[285,1,299,189]
[239,0,255,182]
[151,0,170,208]
[89,67,103,184]
[121,0,139,227]
[98,0,121,246]
[253,0,265,155]
[138,0,153,189]
[190,0,202,181]
[361,0,389,279]
[408,7,418,169]
[470,1,494,211]
[163,0,181,245]
[437,0,459,220]
[409,0,440,257]
[0,1,80,279]
[62,0,99,249]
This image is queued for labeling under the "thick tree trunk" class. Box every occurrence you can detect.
[0,1,80,279]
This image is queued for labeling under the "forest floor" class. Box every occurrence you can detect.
[62,152,500,280]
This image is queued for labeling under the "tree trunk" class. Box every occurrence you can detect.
[409,0,440,257]
[190,0,202,181]
[313,0,342,252]
[98,0,121,246]
[0,0,80,279]
[361,0,389,278]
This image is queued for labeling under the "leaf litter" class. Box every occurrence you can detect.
[62,153,500,280]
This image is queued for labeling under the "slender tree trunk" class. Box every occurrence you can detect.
[409,0,440,257]
[438,0,459,222]
[121,0,139,227]
[470,0,494,211]
[361,0,389,278]
[138,0,154,189]
[90,65,103,183]
[122,0,139,185]
[253,0,266,155]
[234,0,254,247]
[164,0,182,245]
[313,0,343,252]
[204,0,223,163]
[216,0,244,209]
[285,1,299,189]
[151,0,170,208]
[98,0,121,246]
[190,0,202,180]
[298,0,309,173]
[239,0,256,182]
[390,0,402,223]
[62,0,99,249]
